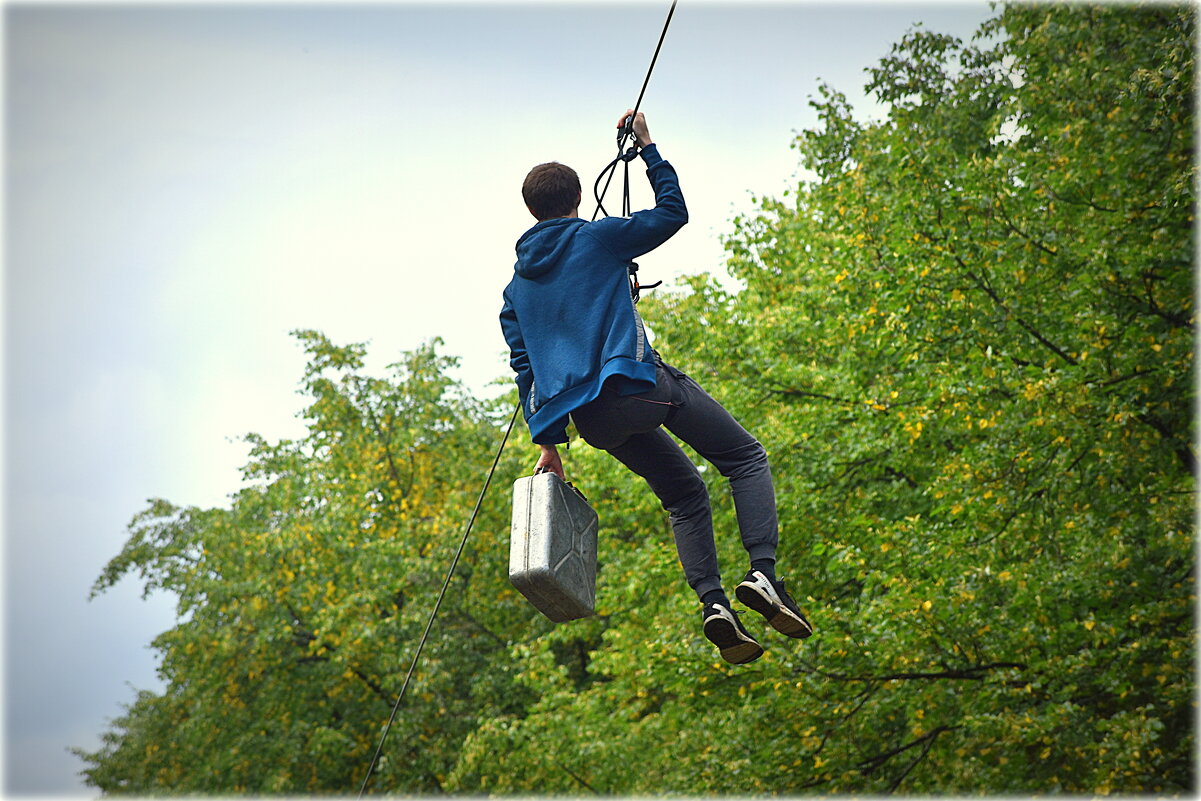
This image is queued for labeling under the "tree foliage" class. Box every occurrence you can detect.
[77,333,541,793]
[79,4,1193,795]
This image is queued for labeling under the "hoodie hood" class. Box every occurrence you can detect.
[514,217,586,279]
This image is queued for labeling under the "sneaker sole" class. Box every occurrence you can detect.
[736,581,814,639]
[703,614,764,665]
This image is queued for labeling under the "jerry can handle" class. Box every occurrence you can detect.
[532,467,589,503]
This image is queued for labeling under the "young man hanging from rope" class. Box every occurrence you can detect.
[500,110,812,664]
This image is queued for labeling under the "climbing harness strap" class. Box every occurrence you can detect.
[628,261,663,304]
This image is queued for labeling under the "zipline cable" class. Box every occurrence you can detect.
[356,400,521,797]
[592,0,679,221]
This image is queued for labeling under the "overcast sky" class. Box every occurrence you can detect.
[4,1,995,794]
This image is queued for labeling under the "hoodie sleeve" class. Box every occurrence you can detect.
[500,289,570,444]
[586,143,688,262]
[500,288,534,415]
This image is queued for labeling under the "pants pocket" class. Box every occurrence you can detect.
[572,366,675,451]
[614,374,673,431]
[657,362,689,408]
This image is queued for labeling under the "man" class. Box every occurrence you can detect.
[500,110,812,664]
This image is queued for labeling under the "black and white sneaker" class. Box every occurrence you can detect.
[735,570,814,639]
[702,602,764,665]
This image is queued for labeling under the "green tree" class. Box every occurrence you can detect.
[81,3,1193,795]
[454,3,1194,795]
[648,3,1192,794]
[76,333,540,793]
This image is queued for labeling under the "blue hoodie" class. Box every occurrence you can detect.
[500,144,688,444]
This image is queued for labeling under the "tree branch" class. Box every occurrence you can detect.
[991,193,1060,258]
[1135,409,1196,477]
[858,724,960,775]
[553,759,600,794]
[887,725,957,792]
[798,660,1026,684]
[767,385,857,406]
[956,255,1079,367]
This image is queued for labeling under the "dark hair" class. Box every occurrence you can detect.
[522,162,581,220]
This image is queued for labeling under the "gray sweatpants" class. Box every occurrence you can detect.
[570,360,778,600]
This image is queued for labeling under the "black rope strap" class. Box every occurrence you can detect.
[592,0,679,222]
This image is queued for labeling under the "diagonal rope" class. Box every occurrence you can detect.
[356,400,521,797]
[630,0,678,125]
[592,0,680,220]
[357,2,679,793]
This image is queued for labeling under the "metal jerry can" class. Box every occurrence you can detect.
[508,471,599,623]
